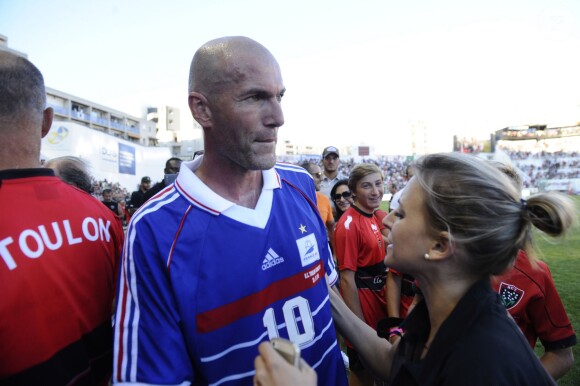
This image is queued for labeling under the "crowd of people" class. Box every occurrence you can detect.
[56,147,580,214]
[1,37,577,386]
[502,148,580,188]
[92,179,130,203]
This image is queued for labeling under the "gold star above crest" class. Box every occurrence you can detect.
[299,224,307,234]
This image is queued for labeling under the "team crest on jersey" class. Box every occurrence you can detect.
[296,233,320,267]
[498,282,524,310]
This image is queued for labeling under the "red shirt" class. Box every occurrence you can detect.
[374,209,388,231]
[0,169,124,383]
[335,206,386,272]
[492,250,576,350]
[335,205,387,330]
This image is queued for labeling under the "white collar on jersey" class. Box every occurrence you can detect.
[174,155,280,229]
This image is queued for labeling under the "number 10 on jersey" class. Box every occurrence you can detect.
[262,296,315,345]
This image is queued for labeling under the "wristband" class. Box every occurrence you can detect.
[376,317,404,339]
[388,326,404,338]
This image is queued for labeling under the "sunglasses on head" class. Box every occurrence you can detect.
[332,191,352,201]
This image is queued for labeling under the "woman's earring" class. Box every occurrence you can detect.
[424,253,430,260]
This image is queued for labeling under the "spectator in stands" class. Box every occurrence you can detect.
[330,178,354,221]
[255,152,574,385]
[92,179,129,203]
[334,163,387,386]
[101,188,124,221]
[45,156,93,194]
[0,50,124,384]
[320,146,347,198]
[492,163,576,380]
[141,157,183,203]
[302,162,335,249]
[129,176,151,209]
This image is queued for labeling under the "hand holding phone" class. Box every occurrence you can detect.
[270,338,301,368]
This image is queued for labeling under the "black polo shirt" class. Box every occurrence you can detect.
[390,279,556,385]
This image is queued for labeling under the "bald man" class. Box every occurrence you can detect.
[0,52,123,383]
[113,37,347,385]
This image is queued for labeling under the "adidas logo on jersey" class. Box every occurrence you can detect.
[262,248,284,270]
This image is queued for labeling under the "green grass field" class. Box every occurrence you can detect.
[380,195,580,384]
[533,195,580,385]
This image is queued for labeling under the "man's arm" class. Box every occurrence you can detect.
[540,348,574,380]
[386,271,402,319]
[113,218,193,384]
[340,270,365,322]
[526,262,576,379]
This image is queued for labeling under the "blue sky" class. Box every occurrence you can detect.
[1,0,579,155]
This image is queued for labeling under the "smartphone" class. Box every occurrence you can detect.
[270,338,300,368]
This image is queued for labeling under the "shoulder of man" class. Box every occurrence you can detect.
[275,162,316,201]
[275,162,312,183]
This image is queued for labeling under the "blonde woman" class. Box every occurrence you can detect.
[255,152,574,386]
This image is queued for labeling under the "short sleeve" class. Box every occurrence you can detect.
[528,263,576,350]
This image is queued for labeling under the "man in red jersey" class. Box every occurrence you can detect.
[493,250,576,380]
[0,51,124,384]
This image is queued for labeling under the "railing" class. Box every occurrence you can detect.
[48,104,141,136]
[49,104,69,116]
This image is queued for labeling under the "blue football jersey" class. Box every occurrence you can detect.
[113,158,347,385]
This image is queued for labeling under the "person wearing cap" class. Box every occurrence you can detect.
[320,146,347,199]
[141,157,183,204]
[128,176,151,209]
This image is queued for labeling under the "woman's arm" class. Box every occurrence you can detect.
[329,284,395,379]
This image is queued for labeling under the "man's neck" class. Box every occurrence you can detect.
[324,170,338,180]
[0,141,41,170]
[195,159,264,209]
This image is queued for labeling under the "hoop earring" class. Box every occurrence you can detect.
[424,253,430,260]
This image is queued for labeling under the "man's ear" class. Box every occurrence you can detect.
[188,92,212,127]
[41,107,53,138]
[427,231,453,261]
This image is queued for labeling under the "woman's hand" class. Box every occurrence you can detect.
[254,342,317,386]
